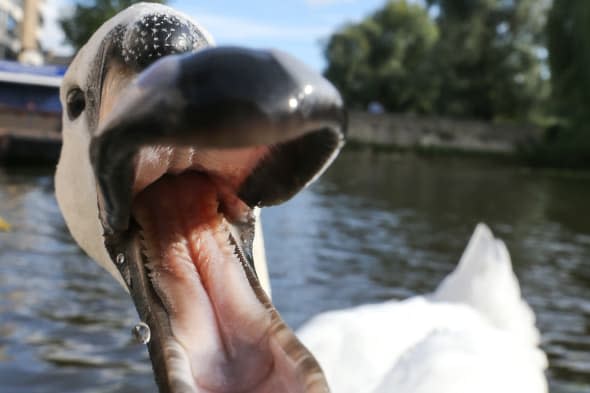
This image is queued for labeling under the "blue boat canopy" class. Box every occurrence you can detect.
[0,60,65,88]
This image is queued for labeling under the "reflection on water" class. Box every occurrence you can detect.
[0,151,589,393]
[0,167,153,393]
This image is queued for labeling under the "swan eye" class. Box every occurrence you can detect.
[66,88,86,120]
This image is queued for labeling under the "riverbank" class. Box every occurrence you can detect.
[347,111,542,156]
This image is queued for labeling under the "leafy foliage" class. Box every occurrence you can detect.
[547,1,590,127]
[429,0,549,120]
[324,1,439,113]
[324,0,549,121]
[59,0,167,51]
[529,0,590,166]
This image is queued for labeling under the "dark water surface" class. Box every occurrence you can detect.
[0,150,589,392]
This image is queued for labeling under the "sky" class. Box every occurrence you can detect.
[40,0,392,71]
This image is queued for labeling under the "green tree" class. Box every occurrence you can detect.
[534,0,590,166]
[60,0,167,51]
[428,0,549,120]
[324,0,549,121]
[324,0,439,113]
[547,0,590,128]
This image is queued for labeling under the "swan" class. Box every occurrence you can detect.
[54,4,546,393]
[55,3,345,392]
[296,224,548,393]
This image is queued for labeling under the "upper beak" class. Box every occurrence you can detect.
[90,46,346,236]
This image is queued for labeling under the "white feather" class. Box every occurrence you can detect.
[297,224,547,393]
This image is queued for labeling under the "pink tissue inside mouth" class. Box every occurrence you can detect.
[132,145,269,199]
[132,172,305,392]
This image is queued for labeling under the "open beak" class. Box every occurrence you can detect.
[89,47,345,392]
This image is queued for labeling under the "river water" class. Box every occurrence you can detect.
[0,150,588,392]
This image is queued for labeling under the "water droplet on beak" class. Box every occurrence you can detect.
[132,322,151,344]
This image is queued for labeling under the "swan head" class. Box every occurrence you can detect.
[55,3,345,392]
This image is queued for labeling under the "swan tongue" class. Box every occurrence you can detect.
[123,172,328,393]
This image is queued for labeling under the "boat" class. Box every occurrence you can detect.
[0,60,64,164]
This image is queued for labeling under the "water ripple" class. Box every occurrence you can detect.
[1,155,589,392]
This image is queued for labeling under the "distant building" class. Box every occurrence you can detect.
[0,0,44,64]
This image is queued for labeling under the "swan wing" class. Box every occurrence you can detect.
[297,224,548,393]
[433,223,540,346]
[374,325,548,393]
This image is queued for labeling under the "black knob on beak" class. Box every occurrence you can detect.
[122,13,210,69]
